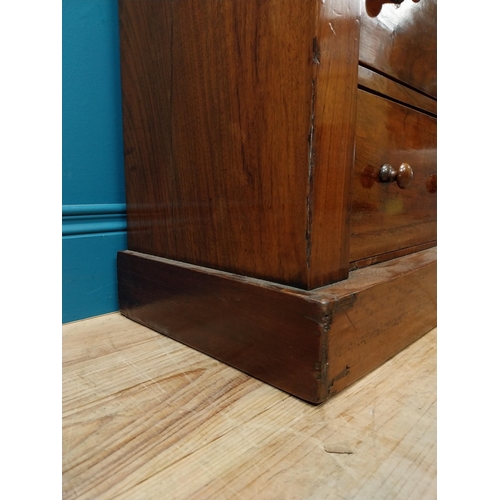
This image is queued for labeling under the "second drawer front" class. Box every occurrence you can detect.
[350,90,436,263]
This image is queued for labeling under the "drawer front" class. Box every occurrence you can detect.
[359,0,436,97]
[350,90,436,263]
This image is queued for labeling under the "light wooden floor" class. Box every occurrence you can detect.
[62,313,436,500]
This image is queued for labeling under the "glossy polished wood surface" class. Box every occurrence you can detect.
[358,65,437,115]
[116,0,438,407]
[118,248,436,403]
[359,0,437,97]
[350,89,437,263]
[307,0,360,288]
[119,0,360,290]
[324,248,436,396]
[120,0,313,288]
[118,250,327,403]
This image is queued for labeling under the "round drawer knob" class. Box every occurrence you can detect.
[366,0,406,17]
[365,0,421,18]
[379,163,414,189]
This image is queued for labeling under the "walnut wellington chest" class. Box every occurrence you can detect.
[117,0,437,403]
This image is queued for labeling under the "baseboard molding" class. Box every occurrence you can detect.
[62,204,128,323]
[62,203,127,236]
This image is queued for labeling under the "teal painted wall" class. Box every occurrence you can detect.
[62,0,127,323]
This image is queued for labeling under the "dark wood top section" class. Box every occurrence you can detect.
[120,0,313,288]
[119,0,360,290]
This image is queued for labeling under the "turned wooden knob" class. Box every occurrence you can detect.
[365,0,419,17]
[379,163,413,189]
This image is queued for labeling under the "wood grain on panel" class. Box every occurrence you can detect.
[358,65,437,116]
[322,248,437,396]
[119,0,315,288]
[359,0,437,97]
[118,250,328,403]
[119,0,360,289]
[350,89,437,263]
[307,0,361,288]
